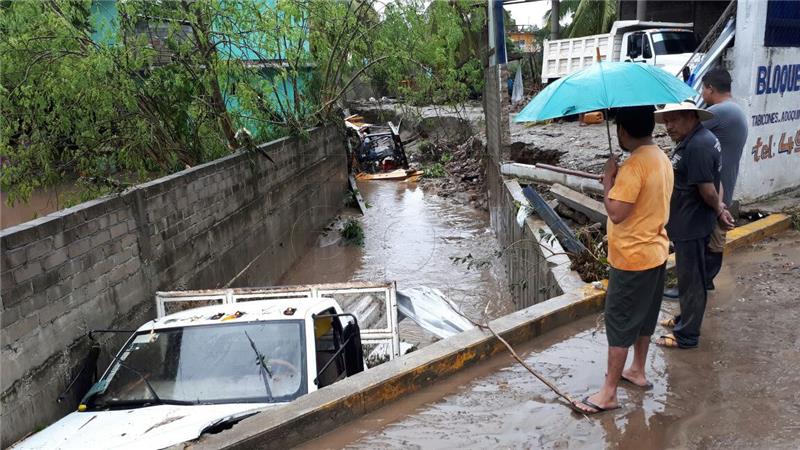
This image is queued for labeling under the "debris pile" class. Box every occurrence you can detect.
[514,163,610,282]
[508,141,565,166]
[418,136,488,211]
[570,225,609,282]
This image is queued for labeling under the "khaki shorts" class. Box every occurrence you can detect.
[708,223,726,253]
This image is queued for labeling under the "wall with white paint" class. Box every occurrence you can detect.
[729,0,800,203]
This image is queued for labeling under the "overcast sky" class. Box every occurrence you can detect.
[504,0,551,28]
[373,1,552,28]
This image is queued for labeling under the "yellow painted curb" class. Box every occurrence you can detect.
[724,213,791,254]
[661,214,790,270]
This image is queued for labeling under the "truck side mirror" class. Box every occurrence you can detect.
[342,321,365,375]
[627,34,642,59]
[642,38,653,59]
[682,66,691,81]
[58,344,101,404]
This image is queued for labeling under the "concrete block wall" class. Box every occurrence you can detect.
[486,164,566,310]
[484,64,580,310]
[0,126,347,446]
[728,0,800,202]
[484,64,511,164]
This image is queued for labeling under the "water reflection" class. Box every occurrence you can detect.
[280,180,511,344]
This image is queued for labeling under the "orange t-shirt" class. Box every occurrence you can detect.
[607,144,674,271]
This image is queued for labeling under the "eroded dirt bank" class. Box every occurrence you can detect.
[298,229,800,450]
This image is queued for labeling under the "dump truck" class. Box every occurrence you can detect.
[13,283,472,450]
[541,20,699,84]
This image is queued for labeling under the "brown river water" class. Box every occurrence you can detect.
[280,180,512,345]
[298,230,800,449]
[1,185,76,230]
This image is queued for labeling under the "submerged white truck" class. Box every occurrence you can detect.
[541,20,699,83]
[13,283,472,450]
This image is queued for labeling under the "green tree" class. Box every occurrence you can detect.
[566,0,616,38]
[0,1,237,204]
[543,0,616,39]
[1,0,489,205]
[362,0,487,104]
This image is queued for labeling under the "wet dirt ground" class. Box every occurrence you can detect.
[509,118,675,174]
[279,180,511,346]
[298,230,800,449]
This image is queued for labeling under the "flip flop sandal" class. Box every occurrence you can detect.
[620,375,654,390]
[655,334,680,348]
[659,318,676,328]
[570,396,621,415]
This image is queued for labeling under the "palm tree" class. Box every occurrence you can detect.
[542,0,616,39]
[542,0,577,39]
[567,0,616,38]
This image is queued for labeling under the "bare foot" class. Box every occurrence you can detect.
[571,392,619,414]
[621,368,651,388]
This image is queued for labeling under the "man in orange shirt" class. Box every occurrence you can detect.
[573,106,674,414]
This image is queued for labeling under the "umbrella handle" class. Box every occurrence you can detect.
[605,108,614,158]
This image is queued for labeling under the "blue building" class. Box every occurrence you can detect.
[88,0,312,139]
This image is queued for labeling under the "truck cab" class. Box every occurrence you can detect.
[621,28,697,78]
[12,297,366,450]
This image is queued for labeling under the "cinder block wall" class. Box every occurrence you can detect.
[0,126,347,446]
[484,64,568,309]
[484,64,510,165]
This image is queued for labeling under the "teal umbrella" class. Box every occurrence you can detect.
[514,61,698,154]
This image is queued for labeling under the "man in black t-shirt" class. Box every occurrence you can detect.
[654,101,734,349]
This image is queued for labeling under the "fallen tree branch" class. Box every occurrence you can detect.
[441,300,587,418]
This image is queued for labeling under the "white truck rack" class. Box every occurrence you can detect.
[156,281,402,360]
[541,21,696,83]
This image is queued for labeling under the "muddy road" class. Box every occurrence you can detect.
[508,119,675,174]
[298,230,800,449]
[280,180,511,346]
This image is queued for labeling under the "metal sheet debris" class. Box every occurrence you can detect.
[522,186,587,255]
[396,287,475,339]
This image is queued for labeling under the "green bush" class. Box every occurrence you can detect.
[340,217,365,246]
[424,162,446,178]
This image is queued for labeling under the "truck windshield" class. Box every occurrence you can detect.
[651,31,696,55]
[84,321,307,409]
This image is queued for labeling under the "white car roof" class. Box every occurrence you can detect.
[138,297,339,332]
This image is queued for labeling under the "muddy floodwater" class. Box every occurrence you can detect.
[299,230,800,449]
[1,184,78,230]
[280,180,512,345]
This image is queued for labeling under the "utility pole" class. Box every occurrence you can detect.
[636,0,648,21]
[488,0,507,66]
[550,0,560,40]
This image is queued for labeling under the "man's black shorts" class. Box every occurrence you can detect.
[605,262,666,347]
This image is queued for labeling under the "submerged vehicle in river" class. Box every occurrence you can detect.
[344,114,423,182]
[13,283,471,449]
[14,297,364,450]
